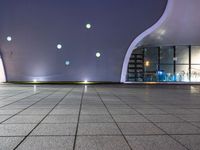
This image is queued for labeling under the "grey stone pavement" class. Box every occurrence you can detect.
[0,84,200,150]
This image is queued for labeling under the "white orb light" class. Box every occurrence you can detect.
[86,23,92,29]
[57,44,62,49]
[33,79,37,83]
[65,60,70,66]
[96,52,101,58]
[7,36,12,42]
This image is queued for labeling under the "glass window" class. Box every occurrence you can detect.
[159,64,174,82]
[176,46,189,64]
[145,64,157,72]
[160,64,173,74]
[128,45,200,82]
[191,65,200,82]
[160,46,174,64]
[144,47,158,64]
[191,46,200,64]
[176,65,189,82]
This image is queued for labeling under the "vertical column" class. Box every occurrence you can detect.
[0,53,6,83]
[157,47,161,71]
[173,46,176,77]
[134,54,137,82]
[189,45,191,81]
[142,48,145,81]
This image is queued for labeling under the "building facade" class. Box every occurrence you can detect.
[0,0,200,83]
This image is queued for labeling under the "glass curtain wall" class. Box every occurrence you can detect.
[128,45,200,82]
[191,46,200,81]
[176,46,189,82]
[160,46,174,81]
[144,47,158,81]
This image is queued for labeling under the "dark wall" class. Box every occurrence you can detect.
[0,0,167,82]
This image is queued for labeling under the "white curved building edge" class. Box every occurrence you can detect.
[0,55,6,83]
[120,0,173,83]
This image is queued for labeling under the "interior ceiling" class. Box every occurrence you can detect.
[137,0,200,47]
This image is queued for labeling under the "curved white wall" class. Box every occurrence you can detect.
[0,55,6,83]
[120,0,173,82]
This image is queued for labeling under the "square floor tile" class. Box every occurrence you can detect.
[136,109,167,115]
[80,115,113,123]
[188,109,200,114]
[106,104,130,109]
[31,123,76,136]
[77,123,121,135]
[50,109,79,115]
[75,136,131,150]
[144,115,184,123]
[16,136,74,150]
[81,106,105,110]
[19,109,51,115]
[156,123,200,134]
[81,108,109,115]
[0,124,36,136]
[1,105,29,109]
[173,135,200,150]
[109,109,138,115]
[0,109,22,115]
[130,105,157,109]
[126,135,187,150]
[0,137,24,150]
[118,123,164,135]
[4,115,44,124]
[177,115,200,122]
[113,115,149,123]
[42,115,78,123]
[55,105,80,109]
[0,115,11,122]
[191,122,200,128]
[103,101,125,105]
[163,109,194,115]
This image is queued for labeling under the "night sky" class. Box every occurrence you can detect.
[0,0,167,82]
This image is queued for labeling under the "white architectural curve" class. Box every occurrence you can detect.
[120,0,173,83]
[0,55,6,83]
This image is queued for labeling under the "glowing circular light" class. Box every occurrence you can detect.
[145,61,150,67]
[57,44,62,49]
[86,23,92,29]
[96,52,101,58]
[65,60,70,66]
[84,80,88,83]
[7,36,12,42]
[158,71,163,75]
[33,79,37,83]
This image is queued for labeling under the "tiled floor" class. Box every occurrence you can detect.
[0,84,200,150]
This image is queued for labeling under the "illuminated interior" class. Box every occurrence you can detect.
[127,46,200,82]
